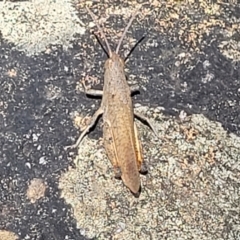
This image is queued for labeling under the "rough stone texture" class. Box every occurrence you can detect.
[0,0,85,55]
[59,107,240,239]
[0,0,239,239]
[0,230,18,240]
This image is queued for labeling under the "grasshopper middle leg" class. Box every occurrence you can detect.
[83,85,139,97]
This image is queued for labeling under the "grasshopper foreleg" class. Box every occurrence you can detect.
[82,80,103,97]
[85,89,103,97]
[64,107,104,151]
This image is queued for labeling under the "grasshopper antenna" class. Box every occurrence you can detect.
[86,7,112,58]
[124,34,146,62]
[92,32,109,58]
[115,6,141,54]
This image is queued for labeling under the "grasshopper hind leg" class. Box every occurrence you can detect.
[64,107,104,151]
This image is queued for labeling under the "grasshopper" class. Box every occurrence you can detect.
[65,7,157,196]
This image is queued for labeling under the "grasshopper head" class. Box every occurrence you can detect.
[104,52,125,70]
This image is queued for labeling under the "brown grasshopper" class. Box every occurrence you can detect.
[65,7,157,196]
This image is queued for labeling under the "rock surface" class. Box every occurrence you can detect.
[0,0,239,239]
